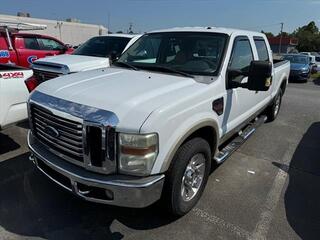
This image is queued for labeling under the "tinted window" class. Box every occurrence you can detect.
[229,38,253,72]
[118,32,228,76]
[73,36,131,57]
[254,38,269,61]
[283,55,309,64]
[38,38,64,51]
[24,37,40,50]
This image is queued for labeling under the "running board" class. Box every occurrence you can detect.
[214,115,267,164]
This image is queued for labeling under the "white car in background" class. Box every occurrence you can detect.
[29,34,141,88]
[0,64,33,129]
[301,52,320,71]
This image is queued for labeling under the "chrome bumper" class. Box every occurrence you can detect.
[27,131,165,208]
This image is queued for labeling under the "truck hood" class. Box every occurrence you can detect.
[290,63,309,71]
[35,67,200,131]
[33,54,110,73]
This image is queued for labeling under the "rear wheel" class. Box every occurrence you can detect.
[265,89,282,122]
[163,138,211,216]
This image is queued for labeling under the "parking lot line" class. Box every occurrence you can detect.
[192,207,252,239]
[251,146,294,240]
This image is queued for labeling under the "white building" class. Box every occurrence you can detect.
[0,14,108,46]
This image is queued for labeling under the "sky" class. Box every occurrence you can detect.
[1,0,320,34]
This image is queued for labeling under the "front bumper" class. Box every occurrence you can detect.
[290,70,310,81]
[27,131,165,208]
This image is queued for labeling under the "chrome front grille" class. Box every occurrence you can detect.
[28,91,119,174]
[33,69,62,83]
[31,104,84,162]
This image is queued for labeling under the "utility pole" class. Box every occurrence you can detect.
[279,22,284,54]
[107,13,111,33]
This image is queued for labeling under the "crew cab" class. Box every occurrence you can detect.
[0,64,33,129]
[0,31,73,68]
[29,34,140,87]
[27,27,290,216]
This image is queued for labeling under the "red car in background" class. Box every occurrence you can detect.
[0,32,73,68]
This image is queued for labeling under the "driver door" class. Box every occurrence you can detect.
[222,36,261,134]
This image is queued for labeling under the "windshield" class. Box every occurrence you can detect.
[283,55,309,64]
[117,32,228,76]
[73,36,131,58]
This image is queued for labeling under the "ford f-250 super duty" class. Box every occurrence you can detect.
[27,27,290,216]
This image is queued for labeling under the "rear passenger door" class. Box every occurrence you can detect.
[252,37,272,107]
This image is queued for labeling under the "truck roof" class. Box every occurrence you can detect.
[149,26,266,37]
[103,34,141,39]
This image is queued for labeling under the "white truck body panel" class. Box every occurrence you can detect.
[33,54,110,73]
[0,66,33,128]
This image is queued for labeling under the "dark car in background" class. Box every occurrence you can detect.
[283,54,311,82]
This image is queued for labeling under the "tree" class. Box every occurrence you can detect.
[261,31,274,38]
[293,21,320,52]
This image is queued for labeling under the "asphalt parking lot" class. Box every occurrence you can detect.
[1,79,320,240]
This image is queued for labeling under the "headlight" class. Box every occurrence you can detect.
[301,68,309,73]
[118,133,158,176]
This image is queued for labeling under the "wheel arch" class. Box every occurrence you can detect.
[159,120,219,173]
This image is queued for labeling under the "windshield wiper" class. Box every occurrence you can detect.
[112,61,139,71]
[143,65,194,78]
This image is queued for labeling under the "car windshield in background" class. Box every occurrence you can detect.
[283,55,309,64]
[73,36,130,58]
[117,32,228,76]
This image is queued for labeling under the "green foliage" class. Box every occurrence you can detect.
[261,31,274,38]
[293,21,320,52]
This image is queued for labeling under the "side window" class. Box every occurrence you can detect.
[229,37,253,72]
[125,37,161,63]
[24,37,40,50]
[254,38,269,61]
[38,38,64,51]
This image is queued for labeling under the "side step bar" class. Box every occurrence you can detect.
[214,115,267,164]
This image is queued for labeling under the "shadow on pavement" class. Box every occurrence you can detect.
[0,153,177,240]
[0,132,20,154]
[273,122,320,240]
[16,120,30,130]
[313,78,320,86]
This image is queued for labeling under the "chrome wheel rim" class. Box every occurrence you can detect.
[181,153,206,202]
[274,95,281,117]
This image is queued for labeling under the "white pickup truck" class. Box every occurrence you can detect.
[27,27,290,216]
[29,34,140,86]
[0,64,33,129]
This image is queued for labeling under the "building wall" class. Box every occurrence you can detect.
[0,14,107,46]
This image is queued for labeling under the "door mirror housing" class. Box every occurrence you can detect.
[228,61,272,91]
[108,51,120,64]
[247,61,272,91]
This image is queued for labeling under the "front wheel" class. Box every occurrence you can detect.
[162,137,211,216]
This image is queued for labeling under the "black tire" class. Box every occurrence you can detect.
[162,137,211,216]
[265,89,282,122]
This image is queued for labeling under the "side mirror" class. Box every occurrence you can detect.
[59,45,69,53]
[246,61,272,91]
[227,61,272,91]
[109,51,119,64]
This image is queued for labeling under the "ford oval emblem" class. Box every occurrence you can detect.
[44,125,60,138]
